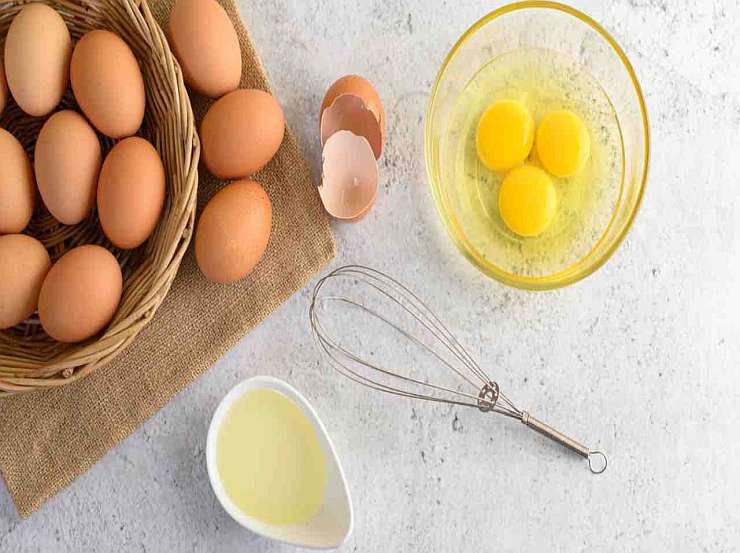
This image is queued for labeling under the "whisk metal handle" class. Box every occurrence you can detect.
[521,412,607,474]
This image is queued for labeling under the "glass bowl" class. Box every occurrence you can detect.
[424,1,649,290]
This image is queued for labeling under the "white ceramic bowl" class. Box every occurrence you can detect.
[206,376,353,549]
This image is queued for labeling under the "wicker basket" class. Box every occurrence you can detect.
[0,0,199,394]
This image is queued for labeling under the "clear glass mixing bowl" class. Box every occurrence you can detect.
[425,1,649,290]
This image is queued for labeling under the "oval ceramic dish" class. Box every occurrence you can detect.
[425,1,649,290]
[206,376,353,549]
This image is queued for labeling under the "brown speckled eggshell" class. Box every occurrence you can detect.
[168,0,241,98]
[195,179,272,284]
[38,245,122,343]
[70,30,145,138]
[200,89,285,179]
[97,137,166,249]
[0,128,35,234]
[35,110,102,225]
[3,3,71,117]
[0,234,52,330]
[0,58,7,116]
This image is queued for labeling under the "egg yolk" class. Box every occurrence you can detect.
[535,110,590,178]
[475,100,534,171]
[498,165,557,237]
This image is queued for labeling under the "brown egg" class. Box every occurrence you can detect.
[70,30,145,138]
[195,179,272,284]
[320,75,385,147]
[35,111,102,225]
[168,0,241,98]
[3,3,71,117]
[38,245,122,343]
[97,137,165,249]
[0,234,51,330]
[0,58,7,116]
[0,128,35,234]
[200,89,285,179]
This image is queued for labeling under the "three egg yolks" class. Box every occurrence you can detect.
[476,101,589,237]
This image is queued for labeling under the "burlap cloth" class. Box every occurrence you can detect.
[0,0,335,518]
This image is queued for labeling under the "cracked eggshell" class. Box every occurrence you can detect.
[320,75,384,154]
[320,93,383,160]
[320,130,378,221]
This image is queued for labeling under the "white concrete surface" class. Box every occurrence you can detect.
[2,1,740,551]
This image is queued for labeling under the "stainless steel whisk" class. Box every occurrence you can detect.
[309,265,607,474]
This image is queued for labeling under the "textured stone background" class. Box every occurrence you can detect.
[2,0,740,551]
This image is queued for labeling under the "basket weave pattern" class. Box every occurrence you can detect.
[0,0,199,394]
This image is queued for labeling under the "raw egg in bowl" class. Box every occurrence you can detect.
[425,2,649,290]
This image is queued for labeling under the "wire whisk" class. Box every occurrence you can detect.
[309,265,607,474]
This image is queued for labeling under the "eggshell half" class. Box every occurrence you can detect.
[0,234,51,330]
[195,179,272,284]
[38,245,122,343]
[97,137,166,249]
[320,75,384,146]
[3,3,71,117]
[200,89,285,179]
[70,30,145,138]
[169,0,242,98]
[320,130,378,221]
[0,128,35,234]
[0,59,7,116]
[321,93,383,160]
[35,110,102,225]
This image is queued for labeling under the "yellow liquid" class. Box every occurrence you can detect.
[217,389,327,525]
[442,47,624,277]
